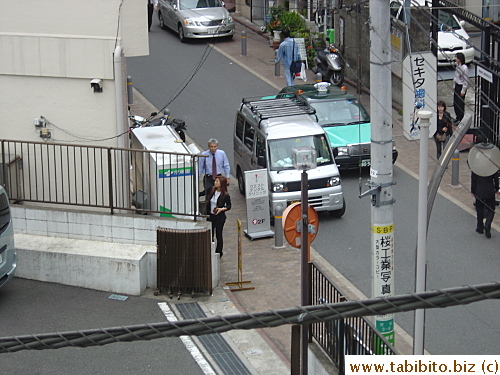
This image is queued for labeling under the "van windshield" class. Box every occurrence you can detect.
[310,99,370,126]
[269,135,333,171]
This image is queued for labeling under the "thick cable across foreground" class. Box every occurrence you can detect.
[0,282,498,353]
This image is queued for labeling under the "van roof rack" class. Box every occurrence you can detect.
[241,95,316,125]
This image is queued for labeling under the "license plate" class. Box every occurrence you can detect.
[360,159,371,167]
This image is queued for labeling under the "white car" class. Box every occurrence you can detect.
[390,0,474,66]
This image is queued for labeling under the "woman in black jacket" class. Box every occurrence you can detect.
[206,176,231,257]
[434,101,453,160]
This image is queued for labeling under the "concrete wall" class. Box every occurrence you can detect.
[11,206,218,296]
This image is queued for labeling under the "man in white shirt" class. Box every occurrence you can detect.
[198,138,231,194]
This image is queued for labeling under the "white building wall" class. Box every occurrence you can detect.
[0,0,148,147]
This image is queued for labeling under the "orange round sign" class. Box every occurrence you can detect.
[282,202,319,248]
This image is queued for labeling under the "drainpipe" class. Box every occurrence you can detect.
[114,45,125,149]
[114,45,129,211]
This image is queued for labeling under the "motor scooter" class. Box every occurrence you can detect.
[312,44,345,86]
[128,108,186,141]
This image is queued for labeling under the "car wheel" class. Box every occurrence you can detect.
[237,169,245,195]
[328,198,346,218]
[178,24,186,43]
[330,70,344,86]
[158,12,166,30]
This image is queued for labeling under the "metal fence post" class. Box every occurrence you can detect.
[273,203,285,248]
[451,149,460,186]
[291,325,301,375]
[275,50,280,77]
[241,30,247,56]
[127,76,133,105]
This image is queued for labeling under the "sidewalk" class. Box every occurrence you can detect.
[132,18,499,372]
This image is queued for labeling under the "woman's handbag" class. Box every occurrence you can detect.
[436,132,447,142]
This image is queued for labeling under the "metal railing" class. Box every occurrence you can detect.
[310,263,397,375]
[0,139,205,219]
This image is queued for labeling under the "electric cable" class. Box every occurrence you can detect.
[0,282,497,353]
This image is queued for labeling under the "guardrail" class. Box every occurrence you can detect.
[0,139,204,219]
[310,263,397,375]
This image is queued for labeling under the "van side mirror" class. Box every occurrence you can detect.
[257,156,266,167]
[332,147,339,158]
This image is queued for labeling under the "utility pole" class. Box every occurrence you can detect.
[367,0,395,348]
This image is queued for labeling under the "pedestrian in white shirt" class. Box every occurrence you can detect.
[453,52,469,124]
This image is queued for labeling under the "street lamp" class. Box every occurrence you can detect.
[292,146,317,375]
[414,109,432,355]
[467,142,500,177]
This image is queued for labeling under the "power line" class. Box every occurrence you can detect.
[0,282,498,353]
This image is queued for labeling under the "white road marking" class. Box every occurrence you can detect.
[158,302,216,375]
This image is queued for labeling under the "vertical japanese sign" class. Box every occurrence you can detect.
[244,169,274,240]
[372,223,395,348]
[403,52,437,140]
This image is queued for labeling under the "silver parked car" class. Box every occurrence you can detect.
[158,0,235,42]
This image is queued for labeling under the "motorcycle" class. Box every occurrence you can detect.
[128,109,186,142]
[312,43,345,86]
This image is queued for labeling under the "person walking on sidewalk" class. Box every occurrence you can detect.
[148,0,158,32]
[434,101,453,160]
[275,28,301,87]
[471,169,499,238]
[206,176,231,257]
[453,52,469,124]
[198,138,230,195]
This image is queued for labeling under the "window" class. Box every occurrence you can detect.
[0,192,10,235]
[235,114,245,141]
[243,122,255,150]
[311,99,370,126]
[269,135,333,171]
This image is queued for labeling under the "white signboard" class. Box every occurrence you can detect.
[244,169,274,240]
[294,38,308,68]
[477,66,493,83]
[402,52,437,140]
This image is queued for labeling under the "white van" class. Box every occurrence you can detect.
[0,186,16,288]
[234,95,345,218]
[390,0,474,66]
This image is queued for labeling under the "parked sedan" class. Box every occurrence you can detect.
[390,0,474,66]
[158,0,235,42]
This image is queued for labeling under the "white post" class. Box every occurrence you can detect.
[414,109,432,355]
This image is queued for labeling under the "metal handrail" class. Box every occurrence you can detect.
[310,262,397,375]
[0,139,206,219]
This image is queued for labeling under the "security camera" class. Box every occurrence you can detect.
[90,79,103,93]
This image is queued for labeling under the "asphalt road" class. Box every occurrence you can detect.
[314,167,500,355]
[0,278,205,375]
[127,26,276,170]
[128,21,499,356]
